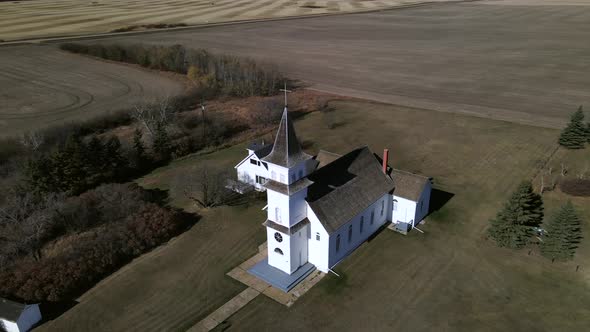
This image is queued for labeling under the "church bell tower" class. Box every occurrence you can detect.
[261,104,315,274]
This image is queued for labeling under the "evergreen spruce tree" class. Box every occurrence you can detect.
[54,134,87,194]
[152,122,172,162]
[541,201,583,261]
[104,136,127,181]
[130,128,149,170]
[558,106,586,149]
[85,135,105,185]
[488,181,544,249]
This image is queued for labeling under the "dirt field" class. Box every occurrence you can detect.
[0,0,451,41]
[1,1,589,135]
[39,99,590,331]
[0,46,184,137]
[66,0,590,128]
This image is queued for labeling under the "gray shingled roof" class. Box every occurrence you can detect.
[262,107,311,168]
[248,142,273,159]
[263,218,310,235]
[306,147,395,234]
[315,150,342,169]
[391,169,430,201]
[0,298,25,321]
[264,177,314,196]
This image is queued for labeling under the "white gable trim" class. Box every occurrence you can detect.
[234,153,256,169]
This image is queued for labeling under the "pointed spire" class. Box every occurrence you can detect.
[262,107,310,168]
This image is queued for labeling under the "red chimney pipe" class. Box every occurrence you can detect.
[382,149,389,174]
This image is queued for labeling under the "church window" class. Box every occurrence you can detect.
[370,211,375,225]
[348,225,353,243]
[360,217,364,234]
[393,199,398,211]
[316,232,320,241]
[250,159,257,165]
[381,200,385,216]
[274,248,284,255]
[274,232,283,243]
[336,235,341,252]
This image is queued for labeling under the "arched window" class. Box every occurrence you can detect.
[336,234,341,252]
[348,225,353,243]
[274,248,284,255]
[360,217,364,234]
[370,210,375,225]
[381,200,385,216]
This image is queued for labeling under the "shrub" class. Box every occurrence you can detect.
[560,178,590,197]
[0,183,192,302]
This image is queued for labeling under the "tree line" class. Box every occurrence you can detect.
[0,183,193,302]
[488,181,583,261]
[59,43,286,97]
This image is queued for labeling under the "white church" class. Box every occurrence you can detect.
[235,106,432,290]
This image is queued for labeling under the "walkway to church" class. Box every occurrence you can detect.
[187,243,325,332]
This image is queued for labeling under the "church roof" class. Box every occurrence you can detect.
[306,147,395,234]
[0,298,26,321]
[315,150,342,169]
[391,169,430,201]
[262,108,311,168]
[248,141,273,159]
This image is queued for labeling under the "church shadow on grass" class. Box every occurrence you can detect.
[427,188,454,218]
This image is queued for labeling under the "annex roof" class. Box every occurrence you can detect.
[262,107,311,168]
[391,169,430,201]
[248,142,274,159]
[306,147,395,234]
[0,298,25,321]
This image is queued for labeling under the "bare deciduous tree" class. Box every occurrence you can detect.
[19,131,44,152]
[132,97,173,136]
[172,167,231,208]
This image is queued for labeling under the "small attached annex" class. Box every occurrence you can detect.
[0,298,41,332]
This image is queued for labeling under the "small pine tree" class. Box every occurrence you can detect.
[541,201,583,261]
[559,106,586,149]
[152,122,172,162]
[488,181,544,249]
[130,128,149,170]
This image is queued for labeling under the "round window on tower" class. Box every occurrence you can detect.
[274,232,283,243]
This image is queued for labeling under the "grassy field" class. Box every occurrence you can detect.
[0,0,449,41]
[39,99,590,331]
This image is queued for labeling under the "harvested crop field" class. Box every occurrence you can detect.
[0,0,451,41]
[0,45,184,137]
[97,0,590,128]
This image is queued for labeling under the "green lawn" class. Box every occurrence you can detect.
[39,100,590,331]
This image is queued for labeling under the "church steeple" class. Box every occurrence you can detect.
[262,101,310,168]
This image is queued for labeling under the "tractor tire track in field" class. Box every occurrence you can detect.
[0,46,183,137]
